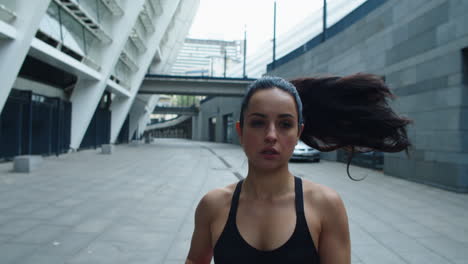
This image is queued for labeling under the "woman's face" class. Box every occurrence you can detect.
[236,87,303,170]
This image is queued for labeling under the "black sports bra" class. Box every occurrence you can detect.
[213,176,320,264]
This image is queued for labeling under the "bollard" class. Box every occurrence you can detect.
[101,144,114,154]
[13,155,43,173]
[130,140,142,146]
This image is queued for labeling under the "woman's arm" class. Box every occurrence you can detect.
[185,193,214,264]
[317,188,351,264]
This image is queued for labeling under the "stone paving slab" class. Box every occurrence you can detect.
[0,138,467,264]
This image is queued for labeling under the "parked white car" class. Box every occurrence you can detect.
[291,140,320,162]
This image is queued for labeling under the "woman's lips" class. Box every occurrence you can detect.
[260,148,280,159]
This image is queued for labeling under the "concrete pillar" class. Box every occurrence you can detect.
[191,116,198,140]
[110,0,198,143]
[198,111,204,141]
[137,111,149,138]
[128,98,146,141]
[69,0,145,149]
[0,0,51,114]
[144,95,159,126]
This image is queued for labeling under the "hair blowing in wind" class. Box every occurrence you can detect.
[291,73,413,180]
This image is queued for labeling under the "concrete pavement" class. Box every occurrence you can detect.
[0,138,467,264]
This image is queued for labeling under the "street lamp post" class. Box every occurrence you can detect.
[243,25,247,78]
[223,48,227,78]
[323,0,327,42]
[272,0,277,69]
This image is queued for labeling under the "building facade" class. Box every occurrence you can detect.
[169,38,243,77]
[0,0,199,159]
[192,96,243,145]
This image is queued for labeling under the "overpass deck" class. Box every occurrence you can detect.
[152,106,199,116]
[0,139,467,264]
[140,74,256,96]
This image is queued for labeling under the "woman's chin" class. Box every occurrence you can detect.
[249,159,288,171]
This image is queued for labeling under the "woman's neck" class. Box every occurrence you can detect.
[243,164,294,200]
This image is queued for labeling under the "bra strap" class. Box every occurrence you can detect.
[294,176,305,214]
[228,179,244,221]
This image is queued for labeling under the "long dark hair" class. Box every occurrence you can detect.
[291,74,412,180]
[239,74,412,180]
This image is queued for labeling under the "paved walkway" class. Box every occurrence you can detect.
[0,139,467,264]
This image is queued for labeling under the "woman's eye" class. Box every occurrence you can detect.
[280,121,293,128]
[249,120,265,127]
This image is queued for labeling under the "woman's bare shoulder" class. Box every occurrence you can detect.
[195,182,238,218]
[301,178,346,215]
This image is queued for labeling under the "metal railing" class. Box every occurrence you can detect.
[267,0,388,71]
[36,2,103,71]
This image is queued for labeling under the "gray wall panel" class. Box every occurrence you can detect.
[194,97,243,145]
[267,0,468,192]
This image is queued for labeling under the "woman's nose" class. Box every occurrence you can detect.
[264,124,277,143]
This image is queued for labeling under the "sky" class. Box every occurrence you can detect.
[188,0,324,56]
